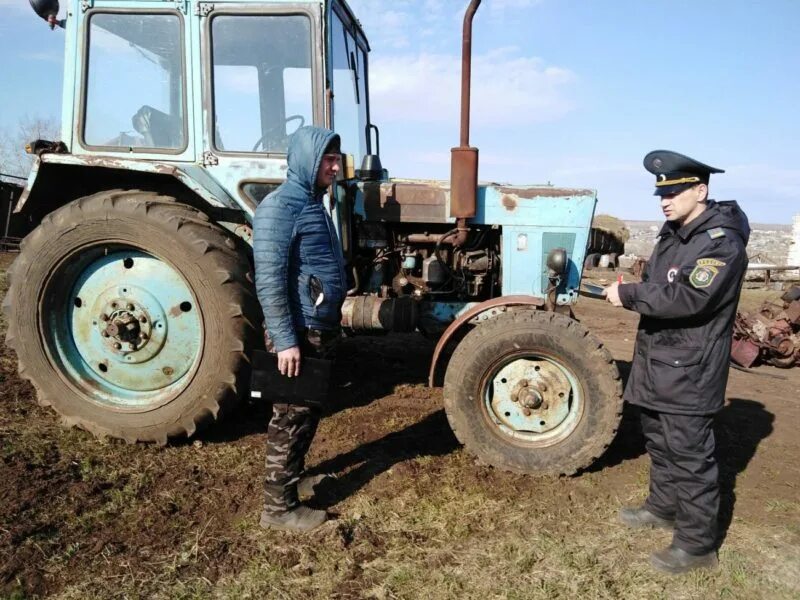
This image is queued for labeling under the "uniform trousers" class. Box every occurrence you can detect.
[263,328,339,514]
[640,407,719,554]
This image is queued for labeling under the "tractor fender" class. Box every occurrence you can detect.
[428,295,545,387]
[16,153,243,216]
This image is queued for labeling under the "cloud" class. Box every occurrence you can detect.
[372,10,412,48]
[369,46,576,128]
[349,0,460,50]
[489,0,545,10]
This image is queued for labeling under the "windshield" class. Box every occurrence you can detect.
[83,13,185,150]
[210,14,314,154]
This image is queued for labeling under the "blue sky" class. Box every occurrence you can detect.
[2,0,799,223]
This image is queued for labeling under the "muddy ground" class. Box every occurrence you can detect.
[1,251,799,599]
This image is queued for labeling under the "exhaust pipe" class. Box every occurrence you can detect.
[449,0,481,241]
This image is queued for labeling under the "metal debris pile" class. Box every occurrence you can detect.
[732,286,800,368]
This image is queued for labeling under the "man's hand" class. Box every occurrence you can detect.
[603,281,623,307]
[277,346,301,377]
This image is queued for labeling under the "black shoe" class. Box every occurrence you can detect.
[650,544,718,574]
[619,506,675,529]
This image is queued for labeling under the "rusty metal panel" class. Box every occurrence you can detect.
[497,186,594,199]
[450,146,478,218]
[360,181,450,223]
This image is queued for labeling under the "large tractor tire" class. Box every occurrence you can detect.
[3,190,259,443]
[443,310,623,475]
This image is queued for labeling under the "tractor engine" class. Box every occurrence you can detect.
[352,222,500,302]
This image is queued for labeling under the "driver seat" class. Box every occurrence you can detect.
[132,105,180,148]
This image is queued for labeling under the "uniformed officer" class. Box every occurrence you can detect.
[604,150,750,574]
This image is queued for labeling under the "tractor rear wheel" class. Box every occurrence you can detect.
[3,190,259,443]
[443,310,623,475]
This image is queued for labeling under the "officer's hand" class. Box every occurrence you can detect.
[277,346,301,378]
[603,281,623,307]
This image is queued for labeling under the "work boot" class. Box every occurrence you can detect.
[619,506,675,529]
[650,544,718,574]
[297,473,334,499]
[259,505,327,532]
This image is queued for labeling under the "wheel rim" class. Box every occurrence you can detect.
[482,352,584,447]
[41,247,203,411]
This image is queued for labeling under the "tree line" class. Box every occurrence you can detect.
[0,116,59,183]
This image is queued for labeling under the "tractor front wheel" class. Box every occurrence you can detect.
[3,190,259,443]
[443,310,623,475]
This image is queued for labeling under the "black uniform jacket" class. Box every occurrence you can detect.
[619,201,750,415]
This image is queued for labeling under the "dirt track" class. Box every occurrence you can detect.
[1,251,799,599]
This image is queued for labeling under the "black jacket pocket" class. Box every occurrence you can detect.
[647,345,705,408]
[649,345,704,368]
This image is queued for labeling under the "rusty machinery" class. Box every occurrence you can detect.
[732,285,800,369]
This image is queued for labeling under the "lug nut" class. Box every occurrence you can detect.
[111,302,118,309]
[102,331,109,338]
[100,314,109,322]
[139,316,147,324]
[523,408,532,416]
[127,304,135,311]
[140,332,148,340]
[113,342,122,350]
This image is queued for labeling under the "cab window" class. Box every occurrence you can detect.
[211,15,313,154]
[330,12,368,163]
[83,13,185,150]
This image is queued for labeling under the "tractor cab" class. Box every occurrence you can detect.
[48,0,370,212]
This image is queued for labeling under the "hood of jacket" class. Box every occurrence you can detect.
[661,200,750,246]
[285,126,340,198]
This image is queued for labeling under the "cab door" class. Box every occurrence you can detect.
[197,2,325,217]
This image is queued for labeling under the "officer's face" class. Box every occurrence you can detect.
[659,184,707,226]
[316,153,341,188]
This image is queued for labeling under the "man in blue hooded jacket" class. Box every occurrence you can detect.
[253,126,347,531]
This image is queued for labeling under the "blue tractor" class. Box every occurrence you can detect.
[5,0,622,474]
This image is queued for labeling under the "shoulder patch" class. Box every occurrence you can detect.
[707,227,726,240]
[689,265,719,288]
[697,258,726,267]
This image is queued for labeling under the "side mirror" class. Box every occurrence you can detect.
[29,0,61,27]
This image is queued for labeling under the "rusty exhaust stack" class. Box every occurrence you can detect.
[450,0,481,234]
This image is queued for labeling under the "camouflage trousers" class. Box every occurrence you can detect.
[263,328,340,514]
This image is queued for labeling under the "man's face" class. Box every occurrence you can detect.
[316,153,341,188]
[659,184,707,226]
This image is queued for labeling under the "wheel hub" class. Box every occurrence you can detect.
[487,358,574,435]
[66,250,202,399]
[101,300,152,352]
[510,379,544,410]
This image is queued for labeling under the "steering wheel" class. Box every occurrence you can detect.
[252,115,305,152]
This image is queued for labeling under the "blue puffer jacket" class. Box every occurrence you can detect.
[253,127,347,352]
